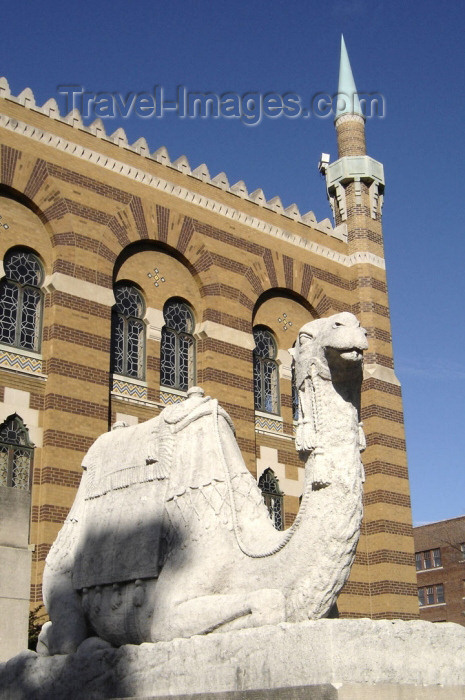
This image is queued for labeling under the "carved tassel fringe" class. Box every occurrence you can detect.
[310,448,332,489]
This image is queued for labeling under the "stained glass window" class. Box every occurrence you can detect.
[258,468,283,530]
[253,327,279,414]
[0,249,43,351]
[291,354,299,421]
[0,414,34,490]
[111,284,145,379]
[160,300,195,391]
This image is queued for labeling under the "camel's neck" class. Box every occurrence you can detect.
[295,361,362,489]
[264,364,365,618]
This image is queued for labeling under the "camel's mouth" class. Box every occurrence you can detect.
[339,348,364,362]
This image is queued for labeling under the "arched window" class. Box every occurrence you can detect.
[0,414,34,490]
[253,327,279,414]
[111,284,145,379]
[0,248,43,351]
[258,468,284,530]
[161,299,195,391]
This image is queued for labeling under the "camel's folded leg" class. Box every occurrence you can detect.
[151,588,285,641]
[37,568,88,655]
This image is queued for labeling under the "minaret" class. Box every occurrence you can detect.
[322,37,418,620]
[334,35,366,158]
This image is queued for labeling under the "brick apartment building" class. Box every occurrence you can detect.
[414,516,465,626]
[0,38,418,659]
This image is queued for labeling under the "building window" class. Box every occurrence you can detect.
[161,299,195,391]
[418,584,445,606]
[253,327,279,414]
[0,414,34,490]
[111,284,145,379]
[291,360,299,421]
[0,248,44,351]
[460,543,465,561]
[258,468,284,531]
[416,548,442,571]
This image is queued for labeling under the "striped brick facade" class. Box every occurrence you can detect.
[0,85,418,623]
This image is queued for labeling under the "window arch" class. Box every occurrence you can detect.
[161,299,195,391]
[258,468,284,530]
[0,414,34,490]
[111,284,145,379]
[253,326,279,414]
[0,248,44,351]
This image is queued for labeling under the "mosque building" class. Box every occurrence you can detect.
[0,38,418,659]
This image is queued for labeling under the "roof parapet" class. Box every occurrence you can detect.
[0,77,10,98]
[110,127,129,147]
[131,137,150,156]
[41,98,60,118]
[88,118,107,138]
[191,163,211,182]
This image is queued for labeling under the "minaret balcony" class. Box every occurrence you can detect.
[325,155,385,221]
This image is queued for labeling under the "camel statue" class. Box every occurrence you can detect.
[38,311,368,654]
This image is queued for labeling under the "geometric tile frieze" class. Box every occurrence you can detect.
[112,378,148,401]
[0,348,43,375]
[159,389,186,406]
[255,414,284,434]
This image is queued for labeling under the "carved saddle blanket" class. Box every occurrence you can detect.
[72,398,232,589]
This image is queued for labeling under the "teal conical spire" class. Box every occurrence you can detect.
[335,35,363,120]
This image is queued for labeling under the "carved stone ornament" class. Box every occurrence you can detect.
[38,312,368,654]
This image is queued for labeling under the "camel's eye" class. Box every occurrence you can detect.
[333,321,343,328]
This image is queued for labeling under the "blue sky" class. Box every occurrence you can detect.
[2,0,464,524]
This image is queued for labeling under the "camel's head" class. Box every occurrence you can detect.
[291,312,368,386]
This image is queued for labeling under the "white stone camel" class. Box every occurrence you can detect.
[38,311,368,654]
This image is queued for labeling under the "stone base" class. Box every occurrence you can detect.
[118,689,336,700]
[117,688,465,700]
[1,619,464,700]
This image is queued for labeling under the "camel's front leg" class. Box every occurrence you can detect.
[37,568,88,655]
[151,588,285,642]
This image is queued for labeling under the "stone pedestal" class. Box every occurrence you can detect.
[0,486,32,662]
[1,619,464,700]
[116,689,465,700]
